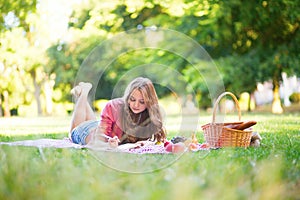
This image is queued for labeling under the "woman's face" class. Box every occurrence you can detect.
[128,89,147,114]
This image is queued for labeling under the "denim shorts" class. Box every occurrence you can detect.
[71,120,99,145]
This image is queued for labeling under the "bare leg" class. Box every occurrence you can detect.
[79,82,97,122]
[69,82,95,136]
[85,102,96,121]
[71,84,96,121]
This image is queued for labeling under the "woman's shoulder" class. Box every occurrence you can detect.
[101,98,124,117]
[106,98,124,108]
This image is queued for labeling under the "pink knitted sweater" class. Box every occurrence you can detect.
[99,98,124,139]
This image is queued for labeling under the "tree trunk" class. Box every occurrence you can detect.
[3,90,11,117]
[272,78,283,114]
[31,70,43,116]
[44,76,55,115]
[247,92,251,112]
[0,94,3,117]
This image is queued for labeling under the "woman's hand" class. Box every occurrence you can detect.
[108,136,120,148]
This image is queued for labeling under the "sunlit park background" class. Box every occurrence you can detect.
[0,0,300,199]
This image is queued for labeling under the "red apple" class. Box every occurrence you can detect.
[165,142,186,153]
[172,142,186,153]
[165,143,173,152]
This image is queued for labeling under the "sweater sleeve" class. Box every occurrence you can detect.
[99,99,123,139]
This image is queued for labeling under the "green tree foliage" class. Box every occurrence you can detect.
[213,0,300,112]
[0,0,37,116]
[0,28,36,116]
[0,0,67,116]
[47,35,103,101]
[0,0,37,31]
[181,0,299,112]
[1,0,299,116]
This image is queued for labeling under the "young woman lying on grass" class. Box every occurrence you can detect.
[69,77,166,147]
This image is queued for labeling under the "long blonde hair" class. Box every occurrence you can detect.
[120,77,166,143]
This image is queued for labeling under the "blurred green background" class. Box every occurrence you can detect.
[0,2,300,199]
[0,0,299,117]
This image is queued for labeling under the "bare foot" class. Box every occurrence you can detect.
[70,85,82,98]
[78,82,92,96]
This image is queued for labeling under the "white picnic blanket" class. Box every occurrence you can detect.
[0,138,208,154]
[0,138,172,154]
[0,138,83,149]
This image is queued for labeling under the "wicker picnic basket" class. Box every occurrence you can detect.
[201,92,252,148]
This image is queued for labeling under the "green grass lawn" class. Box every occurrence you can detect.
[0,113,299,200]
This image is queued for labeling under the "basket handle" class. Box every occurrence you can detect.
[212,92,241,123]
